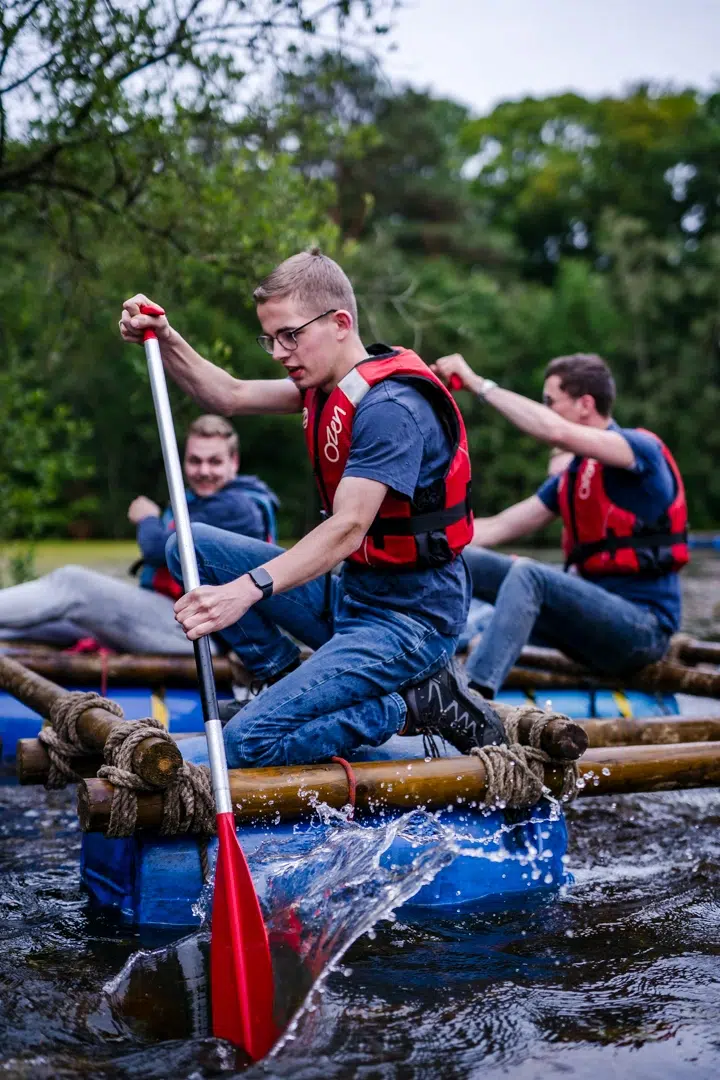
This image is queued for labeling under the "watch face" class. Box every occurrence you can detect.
[250,568,273,594]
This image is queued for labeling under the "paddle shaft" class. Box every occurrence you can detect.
[140,306,275,1059]
[142,326,230,815]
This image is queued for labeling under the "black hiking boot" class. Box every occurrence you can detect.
[400,659,507,756]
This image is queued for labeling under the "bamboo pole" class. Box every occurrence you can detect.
[0,655,182,788]
[583,716,720,747]
[503,660,720,698]
[18,715,720,785]
[76,741,720,833]
[4,645,719,696]
[17,712,588,786]
[0,650,235,688]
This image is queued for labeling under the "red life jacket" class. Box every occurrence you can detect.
[557,428,689,576]
[151,565,183,600]
[303,347,473,570]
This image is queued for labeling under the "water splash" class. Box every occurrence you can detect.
[97,802,564,1059]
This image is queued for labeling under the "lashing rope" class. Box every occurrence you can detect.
[470,702,580,807]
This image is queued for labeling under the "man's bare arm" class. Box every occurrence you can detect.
[120,294,301,416]
[472,495,556,548]
[433,354,635,469]
[259,475,388,591]
[173,476,389,639]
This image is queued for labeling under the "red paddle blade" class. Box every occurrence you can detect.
[211,812,276,1059]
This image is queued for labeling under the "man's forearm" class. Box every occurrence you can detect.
[252,515,367,596]
[160,328,240,414]
[483,385,563,445]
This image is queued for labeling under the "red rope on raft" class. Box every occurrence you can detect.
[331,756,357,819]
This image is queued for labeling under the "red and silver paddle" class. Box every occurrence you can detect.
[138,303,276,1059]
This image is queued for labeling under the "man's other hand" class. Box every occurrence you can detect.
[119,294,171,344]
[174,577,262,640]
[431,353,483,394]
[128,496,162,524]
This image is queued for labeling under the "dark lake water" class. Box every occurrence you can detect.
[2,552,720,1079]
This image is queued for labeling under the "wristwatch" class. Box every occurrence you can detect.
[247,566,274,600]
[476,378,498,401]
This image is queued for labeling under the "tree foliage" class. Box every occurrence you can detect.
[2,15,720,541]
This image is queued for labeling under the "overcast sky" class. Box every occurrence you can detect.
[384,0,719,113]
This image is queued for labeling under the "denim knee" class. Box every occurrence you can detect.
[165,522,216,580]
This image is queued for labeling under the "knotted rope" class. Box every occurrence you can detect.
[37,690,216,878]
[469,701,580,809]
[99,748,216,881]
[39,691,124,789]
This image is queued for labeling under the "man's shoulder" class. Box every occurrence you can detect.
[614,426,667,473]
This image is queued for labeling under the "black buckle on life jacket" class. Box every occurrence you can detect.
[566,529,688,571]
[368,496,471,546]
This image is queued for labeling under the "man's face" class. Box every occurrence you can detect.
[257,297,348,392]
[542,375,593,425]
[183,435,238,497]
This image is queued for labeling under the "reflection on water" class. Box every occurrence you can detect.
[2,552,720,1078]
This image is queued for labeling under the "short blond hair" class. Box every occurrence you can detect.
[186,415,239,455]
[253,248,358,328]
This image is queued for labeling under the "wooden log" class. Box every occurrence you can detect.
[0,655,182,788]
[494,705,588,760]
[76,741,720,833]
[0,650,235,689]
[5,641,720,696]
[16,731,200,785]
[20,715,720,784]
[582,716,720,747]
[503,660,720,698]
[576,741,720,795]
[76,755,568,832]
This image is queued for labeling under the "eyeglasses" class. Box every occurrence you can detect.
[256,309,337,355]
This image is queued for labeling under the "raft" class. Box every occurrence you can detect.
[0,684,679,763]
[80,733,571,928]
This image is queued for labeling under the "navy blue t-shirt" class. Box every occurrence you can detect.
[338,373,471,637]
[536,424,682,632]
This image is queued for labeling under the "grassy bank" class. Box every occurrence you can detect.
[1,540,138,580]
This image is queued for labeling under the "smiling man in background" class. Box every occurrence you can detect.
[0,415,275,653]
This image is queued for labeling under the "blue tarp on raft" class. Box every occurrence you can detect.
[80,734,572,928]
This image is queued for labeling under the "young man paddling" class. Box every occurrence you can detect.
[432,352,688,697]
[0,416,274,653]
[119,250,506,767]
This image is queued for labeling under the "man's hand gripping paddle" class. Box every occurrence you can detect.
[139,304,276,1059]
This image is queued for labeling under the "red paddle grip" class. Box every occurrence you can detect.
[449,374,463,391]
[139,303,166,342]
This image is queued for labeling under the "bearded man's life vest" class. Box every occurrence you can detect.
[303,348,473,570]
[557,428,689,577]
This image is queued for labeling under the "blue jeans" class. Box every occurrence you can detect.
[463,548,672,694]
[166,525,457,768]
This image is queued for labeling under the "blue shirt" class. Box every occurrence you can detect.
[536,424,682,632]
[339,371,471,636]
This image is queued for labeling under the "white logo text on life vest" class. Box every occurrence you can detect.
[578,459,597,500]
[323,404,347,462]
